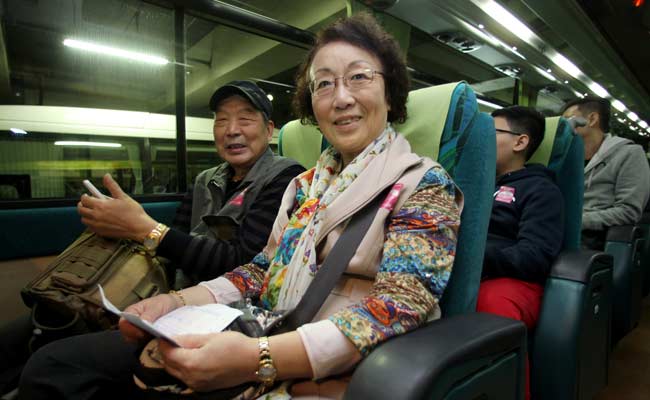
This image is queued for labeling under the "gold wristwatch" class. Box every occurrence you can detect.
[143,223,168,255]
[255,336,277,387]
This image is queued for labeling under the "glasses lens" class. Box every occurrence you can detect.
[311,76,334,97]
[346,69,374,89]
[310,69,378,97]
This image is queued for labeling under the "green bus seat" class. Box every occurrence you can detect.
[639,206,650,297]
[606,224,643,345]
[0,201,180,261]
[530,117,613,400]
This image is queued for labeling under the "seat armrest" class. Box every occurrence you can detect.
[549,250,613,283]
[606,225,641,243]
[344,313,526,400]
[640,213,650,224]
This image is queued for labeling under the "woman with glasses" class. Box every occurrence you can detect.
[19,13,462,400]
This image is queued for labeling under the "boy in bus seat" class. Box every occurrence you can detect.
[562,97,650,250]
[0,80,304,396]
[477,106,564,400]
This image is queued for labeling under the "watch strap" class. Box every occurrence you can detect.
[144,223,169,255]
[255,336,276,387]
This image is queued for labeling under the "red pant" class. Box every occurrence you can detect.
[477,277,545,400]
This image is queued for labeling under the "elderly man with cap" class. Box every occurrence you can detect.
[76,80,305,284]
[0,81,304,396]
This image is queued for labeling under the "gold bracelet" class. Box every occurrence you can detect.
[169,290,187,307]
[256,336,277,387]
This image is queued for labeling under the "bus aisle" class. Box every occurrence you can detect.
[596,296,650,400]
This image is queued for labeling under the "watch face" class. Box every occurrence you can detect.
[143,235,157,250]
[258,365,277,380]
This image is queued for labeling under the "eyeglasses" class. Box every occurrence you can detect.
[495,128,523,135]
[309,69,383,98]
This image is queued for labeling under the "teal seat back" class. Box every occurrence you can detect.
[640,209,650,296]
[530,118,611,400]
[0,201,180,260]
[529,117,584,250]
[279,82,496,316]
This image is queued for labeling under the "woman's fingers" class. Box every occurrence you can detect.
[169,334,211,350]
[118,318,149,342]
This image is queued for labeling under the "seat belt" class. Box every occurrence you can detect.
[277,185,392,332]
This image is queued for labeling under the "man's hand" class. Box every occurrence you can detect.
[78,174,157,242]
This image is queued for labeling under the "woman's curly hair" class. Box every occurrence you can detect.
[292,13,410,125]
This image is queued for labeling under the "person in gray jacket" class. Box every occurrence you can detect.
[562,97,650,249]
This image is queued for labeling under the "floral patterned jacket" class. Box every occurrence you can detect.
[219,134,462,359]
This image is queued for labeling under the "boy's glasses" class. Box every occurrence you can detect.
[495,128,523,135]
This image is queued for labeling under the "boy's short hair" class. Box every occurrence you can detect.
[492,106,546,161]
[561,97,611,133]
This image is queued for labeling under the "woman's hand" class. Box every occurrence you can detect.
[78,174,157,242]
[118,294,180,343]
[158,331,259,392]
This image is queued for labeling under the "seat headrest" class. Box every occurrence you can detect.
[393,81,460,161]
[529,116,575,172]
[277,121,324,169]
[279,82,468,169]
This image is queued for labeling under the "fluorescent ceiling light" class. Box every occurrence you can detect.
[627,112,639,121]
[54,141,122,148]
[630,125,638,131]
[461,20,501,47]
[508,47,526,60]
[617,118,627,124]
[612,100,627,112]
[534,66,556,82]
[460,19,525,59]
[588,82,610,98]
[492,37,526,59]
[10,127,27,135]
[477,98,503,109]
[476,0,536,44]
[550,53,583,79]
[63,39,169,65]
[639,120,649,129]
[572,90,585,98]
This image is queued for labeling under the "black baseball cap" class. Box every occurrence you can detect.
[208,80,272,121]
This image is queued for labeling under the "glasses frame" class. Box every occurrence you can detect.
[495,128,524,135]
[309,68,384,98]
